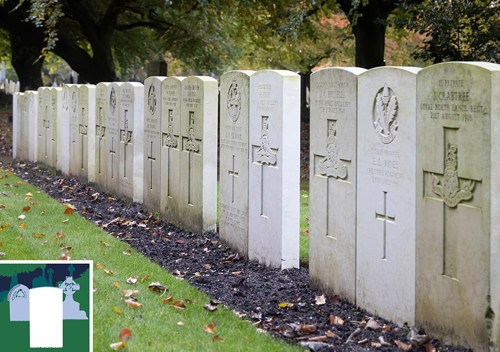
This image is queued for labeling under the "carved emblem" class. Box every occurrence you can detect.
[255,117,277,165]
[227,81,241,122]
[120,119,132,143]
[148,85,156,115]
[96,125,105,138]
[373,84,398,144]
[63,89,69,111]
[432,143,474,207]
[185,112,199,152]
[71,91,77,112]
[110,88,116,115]
[319,121,347,179]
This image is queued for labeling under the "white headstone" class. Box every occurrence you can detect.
[26,91,38,162]
[41,88,57,168]
[51,88,64,172]
[105,83,123,195]
[18,93,30,160]
[144,76,166,211]
[416,62,500,351]
[160,77,184,223]
[77,84,96,182]
[309,67,365,301]
[12,92,21,160]
[356,67,420,325]
[178,76,218,233]
[29,287,63,348]
[118,82,144,203]
[95,83,110,188]
[65,84,81,176]
[248,70,300,269]
[36,87,46,163]
[219,70,254,256]
[8,284,29,321]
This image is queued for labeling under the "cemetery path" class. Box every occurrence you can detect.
[6,161,470,352]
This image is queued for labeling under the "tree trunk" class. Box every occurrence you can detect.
[352,17,387,69]
[299,71,310,123]
[9,31,45,91]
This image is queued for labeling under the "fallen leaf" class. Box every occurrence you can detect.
[109,341,126,350]
[203,264,212,270]
[278,302,294,308]
[141,275,149,282]
[212,335,224,342]
[40,210,45,215]
[424,343,437,352]
[103,269,114,274]
[113,282,120,288]
[64,207,74,214]
[162,295,174,303]
[204,303,218,312]
[26,192,32,196]
[62,219,69,223]
[122,290,139,298]
[18,223,25,228]
[124,299,142,308]
[57,253,71,260]
[123,249,132,255]
[300,324,318,334]
[171,300,186,310]
[118,328,132,341]
[148,282,168,293]
[315,294,326,305]
[57,232,65,238]
[63,203,75,209]
[330,316,344,325]
[114,307,123,314]
[100,241,110,246]
[0,242,2,246]
[365,317,382,330]
[194,272,201,276]
[308,336,327,342]
[1,191,10,197]
[326,330,340,339]
[22,206,31,212]
[93,287,97,293]
[331,295,341,305]
[41,240,48,245]
[34,233,44,237]
[394,340,411,351]
[231,271,243,275]
[17,214,26,220]
[382,324,391,332]
[96,262,103,269]
[0,252,5,257]
[378,336,391,347]
[203,323,216,334]
[126,277,137,284]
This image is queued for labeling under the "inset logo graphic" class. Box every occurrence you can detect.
[0,260,92,351]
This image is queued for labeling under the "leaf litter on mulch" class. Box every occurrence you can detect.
[6,161,471,352]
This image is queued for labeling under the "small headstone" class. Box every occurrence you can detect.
[416,62,500,351]
[29,287,63,348]
[77,84,96,182]
[248,70,300,269]
[95,83,110,187]
[106,82,123,195]
[118,82,144,203]
[160,76,184,223]
[309,67,365,301]
[219,70,254,256]
[25,91,38,162]
[143,76,166,211]
[356,67,420,325]
[178,76,218,233]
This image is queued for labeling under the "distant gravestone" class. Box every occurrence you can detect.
[160,76,184,223]
[416,62,500,352]
[178,76,218,233]
[118,82,144,203]
[356,67,420,325]
[95,83,110,187]
[219,70,254,256]
[36,87,46,163]
[309,67,365,301]
[26,91,38,162]
[77,84,96,182]
[65,84,81,176]
[51,87,63,172]
[143,76,166,211]
[18,93,29,160]
[106,82,123,195]
[248,70,300,269]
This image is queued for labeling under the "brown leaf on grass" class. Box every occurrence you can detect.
[93,287,97,293]
[103,269,114,274]
[1,191,10,197]
[148,282,168,293]
[126,276,137,284]
[57,232,65,237]
[123,249,132,255]
[315,294,326,305]
[100,241,110,247]
[17,214,26,220]
[62,219,69,223]
[204,303,218,312]
[124,299,142,308]
[171,300,186,310]
[394,340,411,351]
[308,336,327,342]
[162,295,174,303]
[0,241,3,247]
[177,321,185,326]
[330,316,344,325]
[203,322,216,334]
[18,223,25,228]
[212,335,224,342]
[109,341,126,350]
[122,290,139,298]
[57,253,71,260]
[114,307,123,314]
[424,343,437,352]
[96,262,103,269]
[113,282,120,288]
[299,324,318,334]
[33,233,44,237]
[41,240,47,245]
[0,252,5,257]
[22,206,31,212]
[64,207,74,215]
[118,328,132,340]
[141,275,149,282]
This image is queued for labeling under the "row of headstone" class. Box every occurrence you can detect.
[4,79,20,95]
[308,63,500,352]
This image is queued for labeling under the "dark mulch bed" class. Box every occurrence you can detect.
[6,161,470,352]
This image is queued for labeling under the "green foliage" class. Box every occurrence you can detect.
[395,0,500,63]
[25,0,64,57]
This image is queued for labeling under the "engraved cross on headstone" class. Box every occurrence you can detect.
[120,110,133,178]
[109,137,117,179]
[252,116,278,217]
[79,107,88,170]
[163,109,178,197]
[313,119,350,239]
[182,111,201,205]
[96,107,105,174]
[147,141,155,190]
[375,191,395,260]
[43,106,50,158]
[228,155,239,203]
[423,127,478,279]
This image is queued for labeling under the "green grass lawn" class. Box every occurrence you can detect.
[0,168,300,352]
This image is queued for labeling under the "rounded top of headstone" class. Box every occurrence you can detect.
[162,76,185,85]
[7,284,30,302]
[252,69,300,78]
[221,70,255,78]
[145,76,167,84]
[312,67,367,77]
[120,82,144,89]
[361,66,422,76]
[78,84,96,91]
[184,76,218,83]
[420,61,500,73]
[96,82,111,88]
